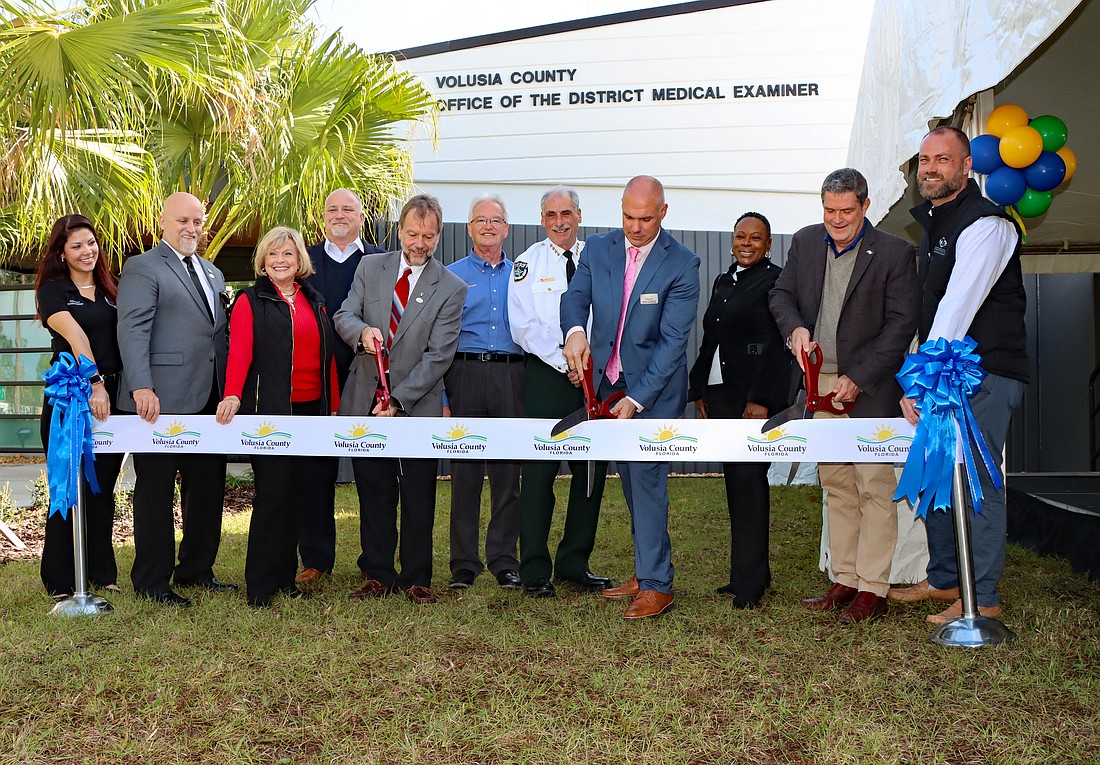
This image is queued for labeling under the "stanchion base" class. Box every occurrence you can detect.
[50,594,114,617]
[929,615,1016,647]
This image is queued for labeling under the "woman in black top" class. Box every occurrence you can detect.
[34,214,125,597]
[689,212,791,608]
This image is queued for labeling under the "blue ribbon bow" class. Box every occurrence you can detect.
[894,337,1002,518]
[42,352,101,518]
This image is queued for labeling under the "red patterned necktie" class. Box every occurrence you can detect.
[388,267,411,347]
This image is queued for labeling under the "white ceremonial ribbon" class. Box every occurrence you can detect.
[91,416,915,463]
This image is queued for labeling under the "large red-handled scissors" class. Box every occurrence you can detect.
[549,364,626,498]
[372,337,390,412]
[760,345,855,433]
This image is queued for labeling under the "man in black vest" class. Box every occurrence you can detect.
[295,188,384,587]
[892,127,1028,625]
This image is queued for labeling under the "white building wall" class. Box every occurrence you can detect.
[395,0,875,231]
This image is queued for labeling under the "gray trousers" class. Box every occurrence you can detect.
[445,358,525,577]
[925,372,1024,607]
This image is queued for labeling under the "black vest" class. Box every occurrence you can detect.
[910,180,1029,382]
[234,276,335,415]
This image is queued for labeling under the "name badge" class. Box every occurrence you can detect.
[539,277,556,283]
[640,293,659,305]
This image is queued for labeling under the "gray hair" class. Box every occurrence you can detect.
[540,186,580,211]
[399,194,443,233]
[468,194,509,223]
[820,168,869,204]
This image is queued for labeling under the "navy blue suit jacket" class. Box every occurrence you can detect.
[560,228,700,418]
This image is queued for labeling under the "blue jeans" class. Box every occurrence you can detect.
[925,372,1024,607]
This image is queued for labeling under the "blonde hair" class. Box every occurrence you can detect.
[253,226,314,278]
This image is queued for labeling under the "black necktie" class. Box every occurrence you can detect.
[183,256,213,323]
[564,249,575,283]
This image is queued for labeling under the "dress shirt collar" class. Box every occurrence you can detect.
[823,219,869,258]
[324,238,364,263]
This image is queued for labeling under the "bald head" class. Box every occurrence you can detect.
[324,188,366,248]
[621,175,667,248]
[160,193,205,255]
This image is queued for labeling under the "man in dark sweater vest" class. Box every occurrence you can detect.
[295,188,384,586]
[891,127,1028,625]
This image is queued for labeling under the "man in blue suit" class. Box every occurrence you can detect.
[560,176,700,619]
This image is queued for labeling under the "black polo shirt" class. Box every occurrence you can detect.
[37,279,122,375]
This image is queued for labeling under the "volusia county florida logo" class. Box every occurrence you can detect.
[638,424,698,455]
[92,426,114,449]
[855,424,912,457]
[152,420,201,449]
[533,429,591,456]
[334,423,388,454]
[241,421,292,451]
[746,427,807,456]
[432,424,488,454]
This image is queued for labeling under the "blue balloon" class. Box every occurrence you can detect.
[971,134,1004,175]
[985,166,1027,206]
[1023,151,1067,192]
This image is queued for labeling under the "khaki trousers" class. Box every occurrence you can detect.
[814,373,898,597]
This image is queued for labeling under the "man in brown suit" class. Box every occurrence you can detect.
[769,168,919,623]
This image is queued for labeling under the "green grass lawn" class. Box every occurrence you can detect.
[2,478,1098,764]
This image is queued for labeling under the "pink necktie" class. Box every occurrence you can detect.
[388,267,411,347]
[606,246,640,384]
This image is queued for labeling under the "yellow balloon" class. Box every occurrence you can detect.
[1057,146,1077,182]
[999,126,1043,168]
[986,104,1029,138]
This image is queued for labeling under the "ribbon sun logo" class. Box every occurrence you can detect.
[856,423,912,456]
[431,424,489,453]
[638,424,698,454]
[92,426,114,447]
[151,420,201,448]
[746,426,807,455]
[241,420,292,450]
[334,422,387,453]
[533,428,591,455]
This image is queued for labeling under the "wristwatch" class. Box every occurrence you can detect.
[89,373,105,385]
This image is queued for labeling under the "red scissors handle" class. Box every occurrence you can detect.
[800,345,854,416]
[372,337,391,411]
[581,364,624,419]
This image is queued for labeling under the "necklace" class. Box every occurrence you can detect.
[76,283,95,290]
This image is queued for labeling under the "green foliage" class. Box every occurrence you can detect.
[0,0,436,265]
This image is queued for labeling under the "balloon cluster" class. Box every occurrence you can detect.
[971,104,1077,218]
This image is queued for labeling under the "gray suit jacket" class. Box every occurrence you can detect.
[116,241,229,413]
[334,252,467,417]
[768,223,919,418]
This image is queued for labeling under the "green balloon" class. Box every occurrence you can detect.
[1015,187,1053,218]
[1028,115,1068,152]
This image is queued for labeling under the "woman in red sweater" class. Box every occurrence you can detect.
[216,226,339,607]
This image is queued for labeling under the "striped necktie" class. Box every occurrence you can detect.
[388,267,412,347]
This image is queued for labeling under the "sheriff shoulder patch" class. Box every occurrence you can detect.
[513,261,529,281]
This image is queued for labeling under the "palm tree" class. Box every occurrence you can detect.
[0,0,436,266]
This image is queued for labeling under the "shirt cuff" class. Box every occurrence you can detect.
[626,395,644,412]
[565,326,586,340]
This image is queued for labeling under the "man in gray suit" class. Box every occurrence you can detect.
[769,168,919,624]
[335,194,467,606]
[117,192,233,607]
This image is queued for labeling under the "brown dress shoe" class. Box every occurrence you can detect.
[295,568,325,587]
[623,590,674,619]
[926,598,1001,625]
[888,578,959,603]
[405,585,436,605]
[601,574,640,600]
[800,583,858,611]
[349,578,392,602]
[838,591,889,623]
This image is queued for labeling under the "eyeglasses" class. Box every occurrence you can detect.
[472,217,506,227]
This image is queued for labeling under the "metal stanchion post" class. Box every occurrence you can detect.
[50,470,113,617]
[929,460,1014,647]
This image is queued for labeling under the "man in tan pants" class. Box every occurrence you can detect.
[769,168,920,623]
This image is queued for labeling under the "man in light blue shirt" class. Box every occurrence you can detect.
[444,194,525,590]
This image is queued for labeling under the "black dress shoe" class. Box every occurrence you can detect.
[555,571,612,592]
[495,569,522,589]
[176,577,238,593]
[716,582,736,595]
[448,571,476,590]
[143,590,191,608]
[524,579,556,598]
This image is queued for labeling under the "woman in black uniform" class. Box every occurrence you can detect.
[689,212,790,608]
[34,214,125,597]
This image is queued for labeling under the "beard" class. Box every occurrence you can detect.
[918,169,967,200]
